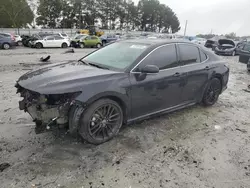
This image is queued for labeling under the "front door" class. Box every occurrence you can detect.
[44,36,55,47]
[239,43,250,64]
[129,44,185,119]
[177,44,210,103]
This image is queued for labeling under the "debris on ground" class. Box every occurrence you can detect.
[40,55,51,62]
[63,49,75,54]
[0,163,10,172]
[236,128,247,133]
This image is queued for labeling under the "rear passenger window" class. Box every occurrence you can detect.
[91,36,97,40]
[179,44,201,65]
[200,51,207,62]
[137,44,178,70]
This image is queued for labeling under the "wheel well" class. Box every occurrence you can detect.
[36,42,43,47]
[62,42,67,46]
[2,42,10,46]
[92,96,128,123]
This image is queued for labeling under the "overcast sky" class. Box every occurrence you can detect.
[134,0,250,36]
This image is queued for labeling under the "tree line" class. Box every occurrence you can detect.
[0,0,181,33]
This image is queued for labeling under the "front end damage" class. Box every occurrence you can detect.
[16,83,81,133]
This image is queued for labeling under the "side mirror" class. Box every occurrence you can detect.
[141,65,159,74]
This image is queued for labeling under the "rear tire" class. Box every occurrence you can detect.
[78,99,123,145]
[202,78,222,106]
[62,43,68,48]
[2,43,10,50]
[35,43,43,49]
[96,43,102,48]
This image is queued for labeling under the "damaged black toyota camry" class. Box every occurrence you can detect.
[16,39,229,144]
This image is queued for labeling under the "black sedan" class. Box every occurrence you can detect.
[214,39,236,56]
[15,39,229,144]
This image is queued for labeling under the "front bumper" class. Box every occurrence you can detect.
[70,41,80,48]
[16,84,73,133]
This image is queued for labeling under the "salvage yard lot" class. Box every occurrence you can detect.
[0,47,250,188]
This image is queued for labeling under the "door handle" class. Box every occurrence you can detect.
[173,72,180,77]
[204,66,210,70]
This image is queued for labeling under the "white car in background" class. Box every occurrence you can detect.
[192,38,206,46]
[15,35,22,46]
[31,35,70,48]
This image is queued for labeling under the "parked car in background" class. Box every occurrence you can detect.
[22,33,54,47]
[100,34,119,46]
[214,39,236,56]
[192,38,206,46]
[16,39,229,144]
[30,35,70,48]
[205,36,226,50]
[78,36,102,48]
[235,42,246,55]
[239,42,250,64]
[70,34,88,48]
[15,35,22,46]
[0,33,16,49]
[22,34,40,47]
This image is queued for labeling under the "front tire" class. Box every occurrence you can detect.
[78,99,123,144]
[202,78,222,106]
[79,42,85,48]
[35,43,43,49]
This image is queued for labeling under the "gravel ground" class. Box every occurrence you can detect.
[0,47,250,188]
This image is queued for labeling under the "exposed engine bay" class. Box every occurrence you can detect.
[15,83,80,133]
[217,39,235,50]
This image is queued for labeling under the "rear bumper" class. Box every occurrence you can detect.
[215,49,233,55]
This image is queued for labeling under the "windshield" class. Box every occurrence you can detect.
[82,42,149,71]
[75,35,86,39]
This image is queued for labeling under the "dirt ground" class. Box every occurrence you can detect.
[0,47,250,188]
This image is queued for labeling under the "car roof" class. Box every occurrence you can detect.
[119,38,193,46]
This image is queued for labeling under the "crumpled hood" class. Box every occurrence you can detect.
[17,61,121,94]
[218,39,235,47]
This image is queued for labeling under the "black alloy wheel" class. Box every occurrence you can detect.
[78,99,123,144]
[203,78,221,106]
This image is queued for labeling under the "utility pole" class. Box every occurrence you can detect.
[184,20,188,37]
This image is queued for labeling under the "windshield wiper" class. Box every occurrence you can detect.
[78,59,89,65]
[88,63,110,70]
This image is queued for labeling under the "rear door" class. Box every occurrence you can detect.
[90,36,98,46]
[239,43,250,64]
[54,36,64,47]
[177,44,209,103]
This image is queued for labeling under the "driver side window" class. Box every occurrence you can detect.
[243,44,250,51]
[136,44,179,71]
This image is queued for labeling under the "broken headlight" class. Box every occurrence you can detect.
[45,91,82,105]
